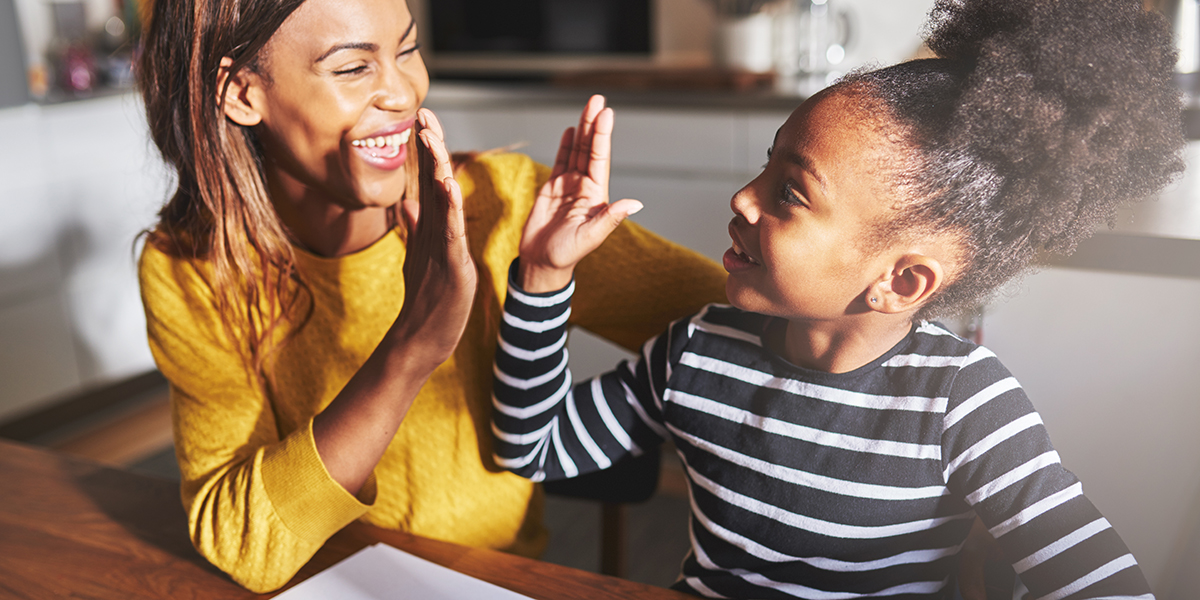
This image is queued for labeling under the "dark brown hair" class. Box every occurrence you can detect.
[837,0,1185,318]
[137,0,416,369]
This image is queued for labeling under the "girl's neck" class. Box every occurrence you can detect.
[780,315,915,374]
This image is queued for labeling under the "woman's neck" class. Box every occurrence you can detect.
[267,173,393,258]
[780,315,915,374]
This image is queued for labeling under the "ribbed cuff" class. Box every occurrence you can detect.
[260,419,374,544]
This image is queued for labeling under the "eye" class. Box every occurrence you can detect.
[398,43,421,61]
[333,65,369,76]
[779,181,807,208]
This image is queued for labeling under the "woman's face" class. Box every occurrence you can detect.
[247,0,429,210]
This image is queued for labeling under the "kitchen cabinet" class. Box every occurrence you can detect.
[0,95,165,420]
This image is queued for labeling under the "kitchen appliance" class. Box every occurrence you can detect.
[425,0,653,79]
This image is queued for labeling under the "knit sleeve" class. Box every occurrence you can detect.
[941,350,1153,599]
[138,245,373,593]
[492,260,686,481]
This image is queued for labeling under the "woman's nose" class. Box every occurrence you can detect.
[375,64,414,112]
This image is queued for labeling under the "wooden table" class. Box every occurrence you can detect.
[0,439,693,600]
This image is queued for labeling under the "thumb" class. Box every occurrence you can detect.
[610,198,644,221]
[581,198,643,247]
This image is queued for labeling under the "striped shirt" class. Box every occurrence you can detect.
[492,277,1154,599]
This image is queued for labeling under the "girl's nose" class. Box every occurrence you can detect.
[730,182,761,225]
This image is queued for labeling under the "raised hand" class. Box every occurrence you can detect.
[392,108,478,366]
[311,108,478,496]
[518,95,643,293]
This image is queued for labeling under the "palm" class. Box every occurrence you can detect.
[520,96,642,281]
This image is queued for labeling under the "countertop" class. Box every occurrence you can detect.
[12,81,1199,280]
[428,80,1200,280]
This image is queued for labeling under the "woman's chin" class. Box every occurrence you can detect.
[351,172,409,209]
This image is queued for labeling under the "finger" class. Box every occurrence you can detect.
[443,177,469,242]
[587,107,614,189]
[417,107,446,144]
[570,95,605,173]
[417,129,449,231]
[418,112,456,186]
[416,116,436,232]
[579,198,642,250]
[549,126,574,181]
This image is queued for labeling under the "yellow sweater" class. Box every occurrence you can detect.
[138,153,728,592]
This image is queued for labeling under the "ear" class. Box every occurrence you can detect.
[865,254,946,315]
[217,57,264,127]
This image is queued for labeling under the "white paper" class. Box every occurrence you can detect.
[275,543,538,600]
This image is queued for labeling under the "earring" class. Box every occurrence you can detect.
[870,297,878,303]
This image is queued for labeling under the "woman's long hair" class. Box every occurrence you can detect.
[138,0,416,371]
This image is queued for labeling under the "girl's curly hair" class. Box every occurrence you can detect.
[837,0,1185,318]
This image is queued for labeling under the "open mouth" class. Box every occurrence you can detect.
[351,128,413,159]
[730,238,760,265]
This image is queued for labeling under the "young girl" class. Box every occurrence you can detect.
[491,0,1183,597]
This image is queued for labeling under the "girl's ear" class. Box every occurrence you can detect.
[217,57,265,127]
[866,254,945,314]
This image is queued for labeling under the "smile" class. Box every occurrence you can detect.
[350,128,413,158]
[730,238,760,265]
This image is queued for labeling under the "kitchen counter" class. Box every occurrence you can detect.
[428,80,1200,280]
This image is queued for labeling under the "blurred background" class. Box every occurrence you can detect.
[0,0,1198,597]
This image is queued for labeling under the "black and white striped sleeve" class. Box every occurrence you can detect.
[492,261,673,482]
[943,351,1154,600]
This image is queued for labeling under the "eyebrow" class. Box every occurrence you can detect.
[314,19,417,64]
[781,147,827,193]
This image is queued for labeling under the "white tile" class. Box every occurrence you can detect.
[514,106,588,167]
[0,103,48,186]
[744,110,796,174]
[0,289,81,421]
[0,179,68,270]
[610,109,739,174]
[424,106,525,157]
[611,172,744,263]
[0,244,63,304]
[64,254,153,387]
[41,94,151,178]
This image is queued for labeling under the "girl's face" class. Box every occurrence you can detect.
[723,90,909,322]
[248,0,429,210]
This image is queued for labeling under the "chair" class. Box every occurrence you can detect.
[542,444,662,577]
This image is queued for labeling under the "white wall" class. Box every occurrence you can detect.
[982,268,1200,599]
[0,95,166,420]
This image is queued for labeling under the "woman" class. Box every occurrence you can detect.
[136,0,727,591]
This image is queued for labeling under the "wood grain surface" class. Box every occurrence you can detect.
[0,439,693,600]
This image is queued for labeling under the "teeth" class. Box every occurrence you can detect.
[351,128,413,149]
[731,240,760,265]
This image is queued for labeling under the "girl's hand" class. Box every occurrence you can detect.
[518,95,643,293]
[391,108,477,367]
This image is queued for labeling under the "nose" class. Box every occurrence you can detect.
[730,179,763,225]
[375,62,416,113]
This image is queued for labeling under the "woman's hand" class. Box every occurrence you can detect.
[518,95,643,293]
[391,108,478,365]
[313,107,477,496]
